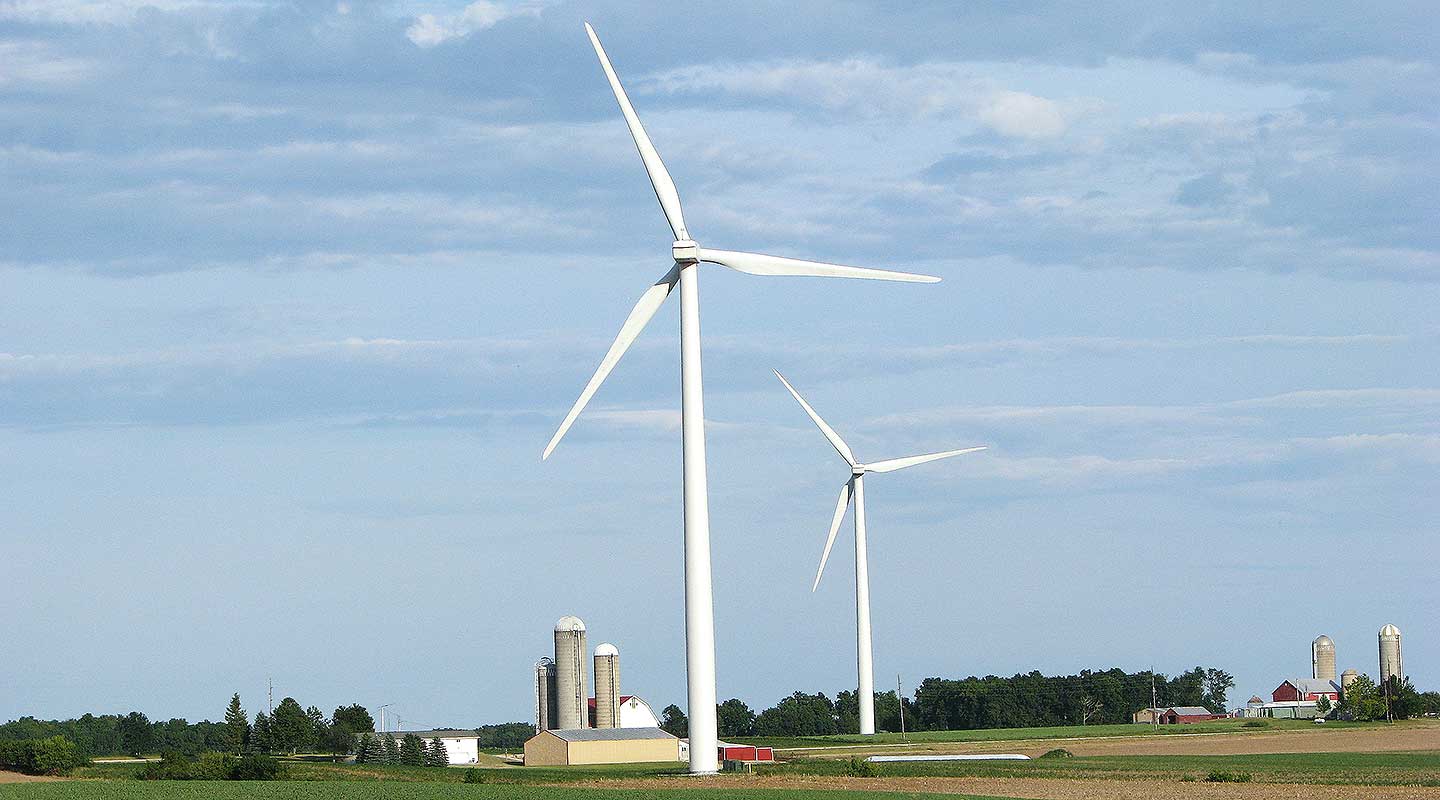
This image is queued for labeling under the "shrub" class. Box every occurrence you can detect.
[846,756,881,777]
[1038,748,1073,759]
[1179,774,1196,782]
[137,751,278,781]
[230,754,280,780]
[0,736,87,776]
[462,768,487,784]
[1240,719,1269,728]
[1205,770,1252,783]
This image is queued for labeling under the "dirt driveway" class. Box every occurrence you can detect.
[0,770,65,783]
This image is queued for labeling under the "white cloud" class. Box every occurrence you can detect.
[0,0,260,25]
[0,41,93,85]
[978,90,1067,138]
[642,58,1068,138]
[405,1,541,48]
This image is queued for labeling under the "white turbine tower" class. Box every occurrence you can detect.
[543,24,941,772]
[774,370,985,735]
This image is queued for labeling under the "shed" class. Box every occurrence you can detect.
[1159,706,1224,724]
[523,727,680,766]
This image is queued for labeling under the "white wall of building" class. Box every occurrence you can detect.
[619,696,660,729]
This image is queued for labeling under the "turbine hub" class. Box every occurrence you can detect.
[852,465,867,476]
[672,239,699,264]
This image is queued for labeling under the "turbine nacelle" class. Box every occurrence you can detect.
[672,239,700,264]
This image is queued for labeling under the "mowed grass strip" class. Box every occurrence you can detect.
[768,750,1440,786]
[0,780,1018,800]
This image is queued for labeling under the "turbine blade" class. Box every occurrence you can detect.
[700,248,939,283]
[584,23,688,240]
[864,446,987,473]
[773,370,855,466]
[813,479,853,592]
[542,265,682,460]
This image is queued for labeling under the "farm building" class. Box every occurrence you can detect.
[586,694,662,729]
[1273,678,1340,703]
[523,726,680,766]
[374,730,480,765]
[1159,706,1225,724]
[1131,707,1162,724]
[717,741,774,763]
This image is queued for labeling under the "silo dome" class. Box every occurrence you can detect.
[555,615,587,632]
[1380,624,1401,637]
[1313,634,1333,646]
[594,642,619,657]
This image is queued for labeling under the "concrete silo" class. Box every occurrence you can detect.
[1312,634,1337,681]
[534,657,557,732]
[593,643,621,729]
[1341,669,1359,695]
[554,615,589,729]
[1379,624,1403,684]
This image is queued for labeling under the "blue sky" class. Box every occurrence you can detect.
[2,0,1436,728]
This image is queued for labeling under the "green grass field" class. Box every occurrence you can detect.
[735,718,1393,749]
[0,781,1012,800]
[768,750,1440,786]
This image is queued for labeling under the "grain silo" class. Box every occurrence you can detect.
[1312,634,1337,681]
[534,657,558,732]
[593,643,621,729]
[554,615,589,729]
[1379,624,1403,683]
[1341,669,1359,695]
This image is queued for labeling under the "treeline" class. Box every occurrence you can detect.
[354,733,450,766]
[1330,674,1438,721]
[667,666,1237,737]
[0,693,374,758]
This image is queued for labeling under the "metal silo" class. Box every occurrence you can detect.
[534,657,557,732]
[1379,624,1403,684]
[593,643,621,729]
[1312,635,1336,681]
[554,615,588,729]
[1341,668,1359,695]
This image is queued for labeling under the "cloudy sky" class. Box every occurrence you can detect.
[2,0,1436,728]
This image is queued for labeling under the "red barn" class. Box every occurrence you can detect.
[1160,706,1224,724]
[1272,679,1340,703]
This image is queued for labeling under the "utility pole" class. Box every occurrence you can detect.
[896,674,906,738]
[1151,670,1159,731]
[268,677,273,716]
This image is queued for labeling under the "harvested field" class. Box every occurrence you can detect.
[0,771,65,783]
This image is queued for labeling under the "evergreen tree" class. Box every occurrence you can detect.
[270,698,310,754]
[223,694,249,754]
[249,712,273,754]
[427,737,449,767]
[354,733,376,764]
[399,733,425,766]
[305,706,328,751]
[382,735,400,765]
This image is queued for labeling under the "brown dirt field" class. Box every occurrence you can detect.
[580,774,1440,799]
[0,770,65,783]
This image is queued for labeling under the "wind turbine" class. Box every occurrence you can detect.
[774,370,985,735]
[543,23,940,772]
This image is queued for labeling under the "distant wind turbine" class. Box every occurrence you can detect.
[774,370,985,736]
[542,23,940,772]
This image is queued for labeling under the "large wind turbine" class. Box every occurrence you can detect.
[774,370,985,736]
[543,24,939,772]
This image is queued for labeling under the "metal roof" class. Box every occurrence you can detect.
[543,726,675,742]
[375,730,478,739]
[1284,678,1340,694]
[1165,706,1217,716]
